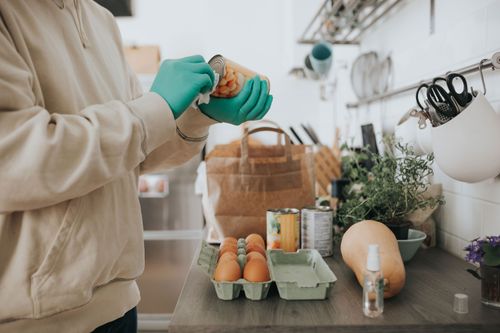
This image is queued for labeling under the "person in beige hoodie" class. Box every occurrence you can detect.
[0,1,272,332]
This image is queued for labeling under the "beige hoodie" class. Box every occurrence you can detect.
[0,0,215,332]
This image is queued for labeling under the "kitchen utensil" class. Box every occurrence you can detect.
[351,52,378,99]
[409,108,429,129]
[306,124,321,145]
[363,52,379,98]
[301,124,318,144]
[429,74,472,111]
[446,73,473,107]
[289,126,304,144]
[350,54,366,99]
[371,55,392,95]
[395,108,427,155]
[426,84,458,117]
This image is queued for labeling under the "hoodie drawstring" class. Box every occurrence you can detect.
[53,0,90,48]
[73,0,90,48]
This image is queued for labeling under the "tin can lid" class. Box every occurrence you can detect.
[302,206,333,212]
[267,208,300,214]
[208,54,225,78]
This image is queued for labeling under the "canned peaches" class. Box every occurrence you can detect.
[266,208,300,252]
[208,55,270,98]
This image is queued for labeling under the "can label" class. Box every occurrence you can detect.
[301,207,333,257]
[266,209,300,252]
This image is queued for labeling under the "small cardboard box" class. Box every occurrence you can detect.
[123,45,161,74]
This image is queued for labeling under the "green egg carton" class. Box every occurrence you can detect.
[266,249,337,300]
[197,241,272,301]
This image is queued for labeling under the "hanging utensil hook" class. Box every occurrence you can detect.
[478,59,488,95]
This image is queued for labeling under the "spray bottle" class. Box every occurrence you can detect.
[363,244,384,318]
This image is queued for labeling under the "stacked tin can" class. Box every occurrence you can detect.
[300,206,334,257]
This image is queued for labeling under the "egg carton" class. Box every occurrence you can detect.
[267,249,337,300]
[197,241,272,300]
[197,241,338,301]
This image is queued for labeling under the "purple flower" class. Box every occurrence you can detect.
[464,235,500,265]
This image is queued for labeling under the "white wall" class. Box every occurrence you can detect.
[337,0,500,258]
[116,0,345,148]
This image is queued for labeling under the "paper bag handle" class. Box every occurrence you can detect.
[240,127,293,166]
[243,120,283,145]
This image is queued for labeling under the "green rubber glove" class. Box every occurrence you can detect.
[151,55,215,119]
[199,76,273,125]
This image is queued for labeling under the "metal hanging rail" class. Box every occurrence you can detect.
[346,52,500,108]
[299,0,402,45]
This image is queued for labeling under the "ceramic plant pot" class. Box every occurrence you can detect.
[432,93,500,183]
[385,220,412,240]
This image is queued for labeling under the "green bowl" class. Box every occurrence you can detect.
[397,229,427,262]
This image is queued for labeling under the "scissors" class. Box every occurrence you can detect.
[415,83,441,127]
[431,73,473,109]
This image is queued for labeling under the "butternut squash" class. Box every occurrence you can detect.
[340,220,406,298]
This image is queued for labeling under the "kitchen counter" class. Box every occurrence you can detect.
[169,246,500,333]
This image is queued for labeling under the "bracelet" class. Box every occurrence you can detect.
[176,126,209,143]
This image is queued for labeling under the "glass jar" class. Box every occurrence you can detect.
[481,264,500,308]
[208,55,270,98]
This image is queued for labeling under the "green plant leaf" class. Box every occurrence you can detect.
[482,243,500,267]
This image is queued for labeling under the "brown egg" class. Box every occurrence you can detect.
[155,179,166,193]
[243,259,270,282]
[246,252,266,263]
[246,242,266,257]
[222,237,238,246]
[214,259,241,282]
[246,234,265,248]
[218,244,238,257]
[218,252,237,263]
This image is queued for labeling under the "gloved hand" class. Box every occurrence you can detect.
[199,76,273,125]
[150,55,215,119]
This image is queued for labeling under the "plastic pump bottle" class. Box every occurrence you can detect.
[363,244,384,318]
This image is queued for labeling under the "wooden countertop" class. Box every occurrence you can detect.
[170,247,500,333]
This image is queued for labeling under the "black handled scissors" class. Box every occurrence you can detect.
[431,74,472,108]
[415,83,429,111]
[446,73,473,107]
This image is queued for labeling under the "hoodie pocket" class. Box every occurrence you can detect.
[30,195,86,318]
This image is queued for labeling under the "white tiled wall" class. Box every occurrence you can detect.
[336,0,500,259]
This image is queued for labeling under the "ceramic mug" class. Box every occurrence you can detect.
[304,55,320,80]
[310,42,332,77]
[432,93,500,183]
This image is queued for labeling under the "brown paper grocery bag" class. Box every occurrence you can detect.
[205,127,315,240]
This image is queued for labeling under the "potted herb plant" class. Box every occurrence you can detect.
[336,139,444,240]
[465,236,500,308]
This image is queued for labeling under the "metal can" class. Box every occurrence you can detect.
[301,206,334,257]
[208,55,270,98]
[266,208,300,252]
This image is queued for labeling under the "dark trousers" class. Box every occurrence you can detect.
[92,307,137,333]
